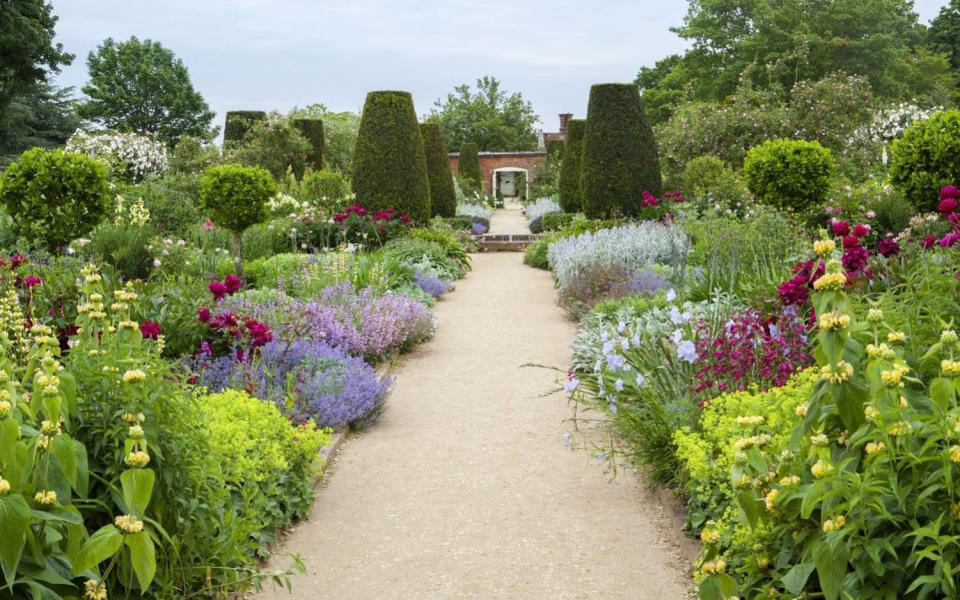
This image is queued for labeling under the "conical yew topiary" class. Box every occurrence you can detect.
[581,84,663,218]
[458,142,482,193]
[352,91,431,222]
[420,123,457,218]
[558,119,586,213]
[223,111,267,143]
[291,118,325,176]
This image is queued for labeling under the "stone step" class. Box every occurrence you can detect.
[473,233,538,252]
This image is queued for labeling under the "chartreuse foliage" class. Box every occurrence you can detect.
[351,91,431,223]
[743,139,835,213]
[199,164,276,281]
[0,148,111,251]
[420,123,457,218]
[581,84,663,219]
[695,239,960,599]
[558,118,586,213]
[890,109,960,212]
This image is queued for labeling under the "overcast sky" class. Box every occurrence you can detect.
[50,0,950,134]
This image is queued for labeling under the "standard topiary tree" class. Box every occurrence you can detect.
[351,91,431,222]
[199,164,276,282]
[223,111,267,143]
[890,109,960,211]
[581,83,663,219]
[743,139,835,213]
[420,123,457,217]
[558,118,586,212]
[291,118,325,176]
[458,142,482,194]
[0,148,111,252]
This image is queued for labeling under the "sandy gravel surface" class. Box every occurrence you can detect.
[489,199,530,235]
[255,250,692,600]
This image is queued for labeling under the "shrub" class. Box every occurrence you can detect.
[679,156,754,219]
[90,221,154,280]
[526,197,562,232]
[558,263,670,318]
[541,212,575,232]
[382,237,465,280]
[299,169,350,210]
[168,135,222,175]
[0,148,112,251]
[441,217,473,230]
[523,233,559,269]
[123,173,202,235]
[65,129,168,183]
[558,118,586,212]
[199,164,277,281]
[229,114,311,180]
[457,142,482,193]
[408,226,470,273]
[202,389,329,541]
[743,139,835,213]
[681,155,727,197]
[546,138,565,162]
[223,110,267,143]
[241,218,296,261]
[889,109,960,211]
[291,117,324,174]
[352,91,431,222]
[420,123,457,217]
[581,83,663,218]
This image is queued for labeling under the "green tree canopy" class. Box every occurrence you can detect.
[0,80,78,163]
[930,0,960,92]
[289,103,361,175]
[78,36,216,146]
[427,76,539,151]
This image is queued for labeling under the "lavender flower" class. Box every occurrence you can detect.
[414,272,453,297]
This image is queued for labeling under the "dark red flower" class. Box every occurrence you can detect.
[842,235,860,249]
[940,185,960,201]
[778,276,809,306]
[22,275,42,289]
[940,197,959,216]
[842,245,870,273]
[399,214,411,224]
[852,223,871,238]
[832,220,851,237]
[139,320,162,339]
[208,281,228,301]
[197,306,211,323]
[877,236,900,258]
[922,234,939,249]
[224,274,241,294]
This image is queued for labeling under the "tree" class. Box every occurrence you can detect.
[457,143,481,193]
[0,81,79,163]
[930,0,960,73]
[227,114,310,181]
[199,164,276,282]
[420,123,457,218]
[351,91,431,222]
[558,119,586,213]
[289,103,361,175]
[635,54,690,125]
[581,84,663,219]
[291,118,324,175]
[223,111,266,144]
[427,76,539,151]
[78,37,215,146]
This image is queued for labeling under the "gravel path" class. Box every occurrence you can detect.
[489,199,529,235]
[255,249,692,599]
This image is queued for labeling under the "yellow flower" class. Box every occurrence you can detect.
[735,474,752,489]
[813,272,847,292]
[810,433,829,446]
[779,475,801,486]
[813,239,836,256]
[887,331,906,344]
[888,421,910,437]
[755,556,770,569]
[122,412,146,425]
[128,425,144,439]
[865,405,881,421]
[125,451,150,468]
[122,370,146,384]
[0,476,10,495]
[811,460,834,478]
[821,361,854,384]
[0,399,11,418]
[84,579,107,600]
[942,330,959,344]
[702,559,727,575]
[700,528,721,544]
[734,434,772,449]
[736,415,765,427]
[943,360,960,377]
[880,365,909,388]
[818,311,851,332]
[765,489,779,511]
[36,436,50,451]
[866,308,884,323]
[950,445,960,464]
[34,490,57,505]
[822,515,846,533]
[795,403,808,417]
[40,420,61,436]
[117,320,138,331]
[114,514,144,534]
[89,293,104,302]
[865,441,886,455]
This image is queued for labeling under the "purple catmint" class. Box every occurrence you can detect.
[414,272,452,297]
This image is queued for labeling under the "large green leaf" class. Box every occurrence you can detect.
[930,377,954,413]
[698,573,738,600]
[120,469,155,515]
[0,494,31,589]
[72,525,123,575]
[125,532,156,590]
[813,540,849,600]
[50,436,77,489]
[782,561,816,594]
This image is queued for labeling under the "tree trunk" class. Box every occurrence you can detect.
[233,231,246,284]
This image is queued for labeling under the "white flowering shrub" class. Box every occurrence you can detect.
[858,103,942,145]
[547,222,688,288]
[66,129,168,183]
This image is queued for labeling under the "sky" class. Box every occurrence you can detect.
[50,0,950,135]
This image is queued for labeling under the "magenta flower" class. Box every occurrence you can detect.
[197,306,211,323]
[852,223,871,238]
[139,321,162,339]
[224,274,242,294]
[209,281,228,301]
[940,185,960,201]
[832,220,851,236]
[842,245,869,273]
[877,236,901,258]
[22,275,42,289]
[940,197,959,216]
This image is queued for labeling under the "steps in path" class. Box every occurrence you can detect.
[474,233,539,252]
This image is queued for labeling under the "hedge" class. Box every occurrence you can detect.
[223,111,267,144]
[351,91,431,222]
[420,123,457,217]
[291,118,325,176]
[890,109,960,211]
[541,212,576,232]
[558,118,586,212]
[547,139,565,163]
[743,139,835,213]
[458,142,482,193]
[581,84,663,218]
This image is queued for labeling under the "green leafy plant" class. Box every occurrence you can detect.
[890,109,960,211]
[743,139,835,213]
[0,148,111,252]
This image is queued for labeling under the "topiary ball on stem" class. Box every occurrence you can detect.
[0,148,111,252]
[420,123,457,218]
[351,91,431,223]
[199,164,276,282]
[581,83,663,219]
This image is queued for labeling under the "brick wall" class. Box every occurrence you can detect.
[448,151,547,194]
